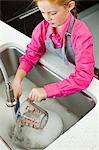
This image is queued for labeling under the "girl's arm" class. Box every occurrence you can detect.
[12,69,26,99]
[44,22,95,98]
[18,20,47,74]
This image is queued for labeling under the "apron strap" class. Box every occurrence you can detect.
[65,15,75,65]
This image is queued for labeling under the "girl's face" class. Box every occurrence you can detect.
[37,0,70,27]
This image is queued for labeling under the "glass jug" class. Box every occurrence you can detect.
[16,99,48,129]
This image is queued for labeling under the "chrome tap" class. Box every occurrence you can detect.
[0,59,16,107]
[5,82,16,107]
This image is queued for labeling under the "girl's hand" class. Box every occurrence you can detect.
[12,69,26,100]
[12,77,22,100]
[28,88,47,102]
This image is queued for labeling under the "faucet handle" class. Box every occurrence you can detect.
[6,82,16,107]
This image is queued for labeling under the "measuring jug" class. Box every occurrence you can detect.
[16,99,48,129]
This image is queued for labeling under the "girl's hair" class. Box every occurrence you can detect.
[34,0,77,18]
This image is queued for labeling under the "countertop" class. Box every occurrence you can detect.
[0,4,99,150]
[0,137,11,150]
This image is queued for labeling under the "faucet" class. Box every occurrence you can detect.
[0,59,16,107]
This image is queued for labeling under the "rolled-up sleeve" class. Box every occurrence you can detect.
[19,21,46,74]
[44,22,95,98]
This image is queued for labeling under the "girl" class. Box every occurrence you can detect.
[12,0,95,102]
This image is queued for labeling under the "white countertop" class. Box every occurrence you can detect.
[0,137,11,150]
[0,4,99,150]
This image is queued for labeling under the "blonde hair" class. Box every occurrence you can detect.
[34,0,77,18]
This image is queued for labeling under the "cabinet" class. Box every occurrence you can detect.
[0,0,44,37]
[77,0,99,12]
[6,9,43,37]
[0,0,34,21]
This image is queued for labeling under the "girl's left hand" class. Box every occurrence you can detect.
[28,87,47,102]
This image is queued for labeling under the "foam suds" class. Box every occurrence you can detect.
[10,110,63,149]
[0,75,79,150]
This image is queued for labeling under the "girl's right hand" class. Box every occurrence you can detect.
[12,77,22,100]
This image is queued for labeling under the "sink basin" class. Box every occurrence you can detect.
[0,47,96,150]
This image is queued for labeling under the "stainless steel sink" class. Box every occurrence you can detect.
[0,47,96,150]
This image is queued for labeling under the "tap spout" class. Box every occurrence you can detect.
[0,59,16,107]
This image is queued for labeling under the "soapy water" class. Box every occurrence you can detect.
[0,75,79,149]
[9,109,63,149]
[9,124,40,149]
